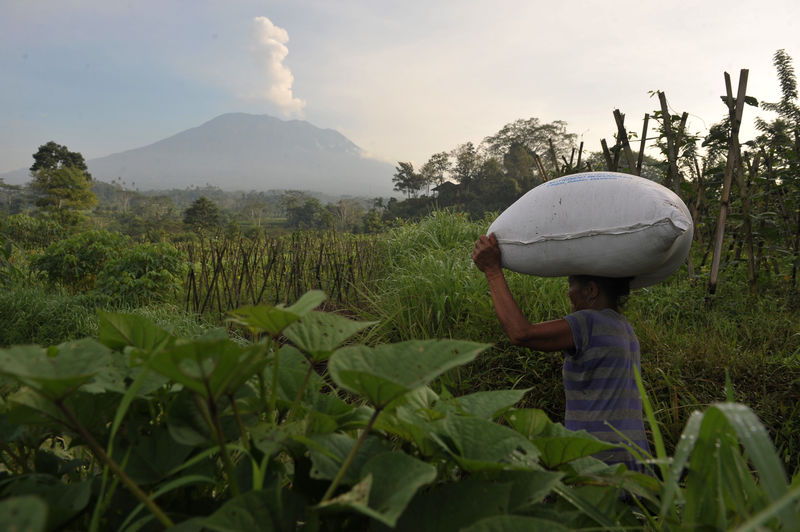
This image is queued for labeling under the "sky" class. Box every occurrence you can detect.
[1,0,798,176]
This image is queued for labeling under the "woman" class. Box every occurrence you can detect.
[472,233,651,472]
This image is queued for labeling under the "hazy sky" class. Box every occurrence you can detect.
[1,0,798,175]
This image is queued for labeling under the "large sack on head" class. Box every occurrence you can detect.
[487,171,693,288]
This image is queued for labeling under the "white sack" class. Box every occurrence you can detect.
[487,171,693,288]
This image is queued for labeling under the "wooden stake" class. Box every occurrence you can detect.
[613,109,637,173]
[709,69,749,295]
[636,113,649,176]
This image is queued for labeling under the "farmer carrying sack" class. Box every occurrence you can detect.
[487,172,693,289]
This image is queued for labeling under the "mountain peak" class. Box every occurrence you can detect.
[80,114,394,196]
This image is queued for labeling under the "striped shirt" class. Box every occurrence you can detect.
[563,309,651,472]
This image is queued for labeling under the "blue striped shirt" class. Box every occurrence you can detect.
[563,309,651,472]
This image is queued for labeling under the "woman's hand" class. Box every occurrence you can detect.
[472,233,502,274]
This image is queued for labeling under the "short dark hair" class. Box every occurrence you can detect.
[571,275,633,310]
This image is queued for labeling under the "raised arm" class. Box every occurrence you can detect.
[471,233,574,352]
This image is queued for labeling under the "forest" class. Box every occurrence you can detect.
[0,50,798,530]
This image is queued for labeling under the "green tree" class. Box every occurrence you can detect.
[286,198,333,229]
[30,166,98,225]
[30,141,92,180]
[183,196,221,232]
[451,142,481,191]
[502,142,538,192]
[419,152,451,195]
[482,117,576,175]
[392,162,424,198]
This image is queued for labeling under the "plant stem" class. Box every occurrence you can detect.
[228,392,250,452]
[285,363,314,424]
[320,408,380,503]
[55,400,174,528]
[198,385,241,498]
[269,336,280,423]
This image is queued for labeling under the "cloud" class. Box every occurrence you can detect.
[244,16,305,115]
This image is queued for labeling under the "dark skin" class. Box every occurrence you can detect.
[471,233,613,352]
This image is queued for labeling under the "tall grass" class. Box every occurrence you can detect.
[0,282,212,347]
[359,211,800,473]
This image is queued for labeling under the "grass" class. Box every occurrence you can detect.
[0,282,213,347]
[356,211,800,474]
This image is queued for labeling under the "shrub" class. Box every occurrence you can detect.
[2,213,64,250]
[32,230,129,290]
[95,241,188,306]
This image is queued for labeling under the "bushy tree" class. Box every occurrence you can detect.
[30,141,92,180]
[29,143,97,225]
[392,162,425,198]
[183,196,221,231]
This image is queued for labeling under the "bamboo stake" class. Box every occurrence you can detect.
[709,69,749,295]
[575,141,584,172]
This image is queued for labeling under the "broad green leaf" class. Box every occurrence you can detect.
[430,415,540,472]
[265,345,323,404]
[329,340,489,408]
[2,476,92,530]
[166,389,238,446]
[444,388,530,419]
[308,433,392,486]
[97,310,174,353]
[319,452,436,527]
[531,435,619,469]
[505,408,551,439]
[391,478,512,532]
[284,311,376,361]
[0,340,111,400]
[148,339,264,401]
[489,470,565,513]
[113,427,194,485]
[183,487,304,532]
[507,409,618,468]
[0,495,48,532]
[229,290,326,336]
[462,515,571,532]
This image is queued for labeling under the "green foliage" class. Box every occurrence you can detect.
[30,141,92,180]
[32,230,129,290]
[0,283,97,346]
[2,213,64,250]
[0,291,795,530]
[183,195,222,231]
[30,166,97,225]
[95,241,188,306]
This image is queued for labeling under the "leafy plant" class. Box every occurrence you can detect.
[32,230,129,290]
[0,291,797,530]
[95,241,187,306]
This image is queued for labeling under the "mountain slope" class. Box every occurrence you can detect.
[3,114,396,197]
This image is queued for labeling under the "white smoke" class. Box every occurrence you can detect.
[246,16,305,115]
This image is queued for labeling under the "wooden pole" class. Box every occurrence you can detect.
[709,69,749,295]
[575,141,584,172]
[613,109,638,173]
[600,139,615,170]
[636,113,649,176]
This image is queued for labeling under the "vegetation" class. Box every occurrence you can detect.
[0,292,796,531]
[0,49,799,529]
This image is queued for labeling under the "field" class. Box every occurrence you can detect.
[1,211,798,530]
